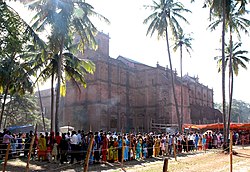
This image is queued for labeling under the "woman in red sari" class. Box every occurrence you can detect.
[101,133,108,162]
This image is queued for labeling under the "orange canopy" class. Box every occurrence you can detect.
[183,123,250,130]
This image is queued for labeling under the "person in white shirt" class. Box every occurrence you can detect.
[77,130,82,145]
[70,131,80,164]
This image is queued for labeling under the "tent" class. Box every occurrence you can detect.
[7,124,34,133]
[183,123,250,131]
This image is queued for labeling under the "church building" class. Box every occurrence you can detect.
[40,32,222,132]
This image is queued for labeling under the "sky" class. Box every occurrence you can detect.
[8,0,250,104]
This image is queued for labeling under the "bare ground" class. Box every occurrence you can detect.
[1,145,250,172]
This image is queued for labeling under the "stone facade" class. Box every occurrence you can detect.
[40,32,222,132]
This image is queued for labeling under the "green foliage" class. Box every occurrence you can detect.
[208,1,250,39]
[2,93,50,129]
[143,0,191,40]
[26,0,110,53]
[0,1,47,96]
[172,30,193,56]
[0,2,28,56]
[0,1,49,128]
[215,99,250,123]
[0,1,34,97]
[214,41,249,76]
[24,0,108,93]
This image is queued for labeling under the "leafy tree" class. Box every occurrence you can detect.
[0,1,39,128]
[23,0,109,132]
[2,93,50,130]
[214,99,250,123]
[231,99,250,123]
[143,0,191,131]
[173,30,193,128]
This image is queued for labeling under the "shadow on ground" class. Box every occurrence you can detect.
[0,150,214,172]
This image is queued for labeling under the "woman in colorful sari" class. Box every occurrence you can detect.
[101,133,108,162]
[202,134,207,151]
[124,136,129,161]
[135,138,142,159]
[117,135,123,162]
[154,136,160,157]
[147,135,153,158]
[160,136,166,156]
[113,137,118,162]
[198,136,202,151]
[108,136,114,163]
[38,134,47,161]
[142,138,147,159]
[132,136,136,160]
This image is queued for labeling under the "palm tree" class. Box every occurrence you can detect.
[215,42,249,75]
[172,30,193,128]
[36,46,95,131]
[143,0,191,131]
[225,4,249,136]
[208,1,250,141]
[215,41,249,128]
[202,0,248,146]
[24,0,109,132]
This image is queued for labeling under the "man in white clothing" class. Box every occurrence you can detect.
[70,131,80,164]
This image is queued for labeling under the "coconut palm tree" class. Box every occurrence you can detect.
[172,30,193,128]
[208,1,250,141]
[215,42,249,76]
[143,0,191,131]
[206,0,228,148]
[215,41,249,131]
[203,0,248,145]
[29,42,95,132]
[23,0,109,132]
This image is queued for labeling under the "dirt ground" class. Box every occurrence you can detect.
[1,145,250,172]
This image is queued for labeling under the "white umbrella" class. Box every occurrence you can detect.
[203,130,213,135]
[60,126,74,133]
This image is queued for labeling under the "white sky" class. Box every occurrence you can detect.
[9,0,250,104]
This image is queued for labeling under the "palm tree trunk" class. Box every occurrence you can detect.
[3,111,8,129]
[180,44,184,128]
[37,83,46,132]
[0,85,9,129]
[221,0,227,149]
[55,36,64,133]
[51,72,54,132]
[227,27,233,137]
[165,27,181,132]
[3,96,13,129]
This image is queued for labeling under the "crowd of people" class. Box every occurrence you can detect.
[0,128,249,165]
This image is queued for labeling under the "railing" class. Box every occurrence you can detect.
[151,123,178,130]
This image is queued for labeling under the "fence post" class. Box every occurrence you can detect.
[83,134,94,172]
[26,124,37,172]
[186,138,189,153]
[3,143,11,172]
[230,130,233,172]
[173,137,177,161]
[163,158,168,172]
[242,135,244,149]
